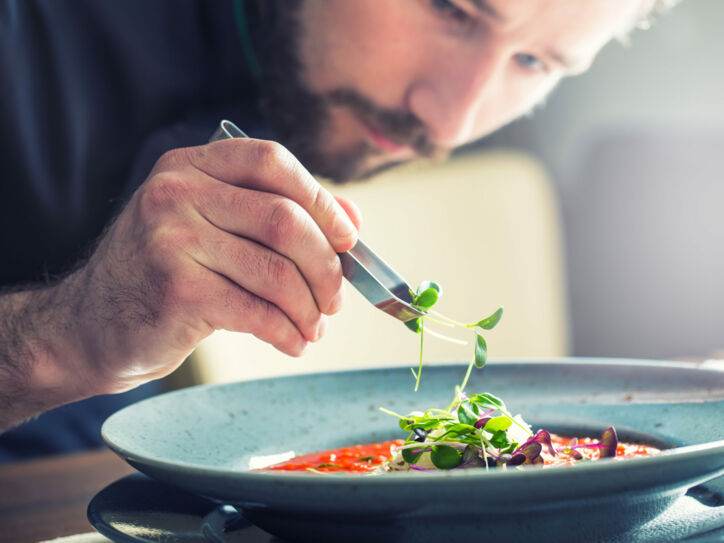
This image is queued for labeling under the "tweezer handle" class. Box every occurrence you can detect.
[339,241,424,322]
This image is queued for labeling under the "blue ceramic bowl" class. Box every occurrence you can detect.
[102,358,724,542]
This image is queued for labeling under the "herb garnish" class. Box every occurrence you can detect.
[381,387,621,471]
[406,281,503,391]
[381,282,620,473]
[380,388,544,471]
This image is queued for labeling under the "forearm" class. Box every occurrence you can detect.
[0,280,96,432]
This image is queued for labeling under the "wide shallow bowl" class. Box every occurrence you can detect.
[102,358,724,542]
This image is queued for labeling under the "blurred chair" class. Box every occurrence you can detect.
[183,149,569,384]
[565,127,724,359]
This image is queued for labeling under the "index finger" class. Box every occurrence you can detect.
[183,139,359,252]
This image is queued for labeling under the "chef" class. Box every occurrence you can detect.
[0,0,676,458]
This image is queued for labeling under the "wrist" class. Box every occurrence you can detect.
[0,281,102,430]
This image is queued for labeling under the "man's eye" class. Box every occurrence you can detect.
[515,53,546,72]
[430,0,469,22]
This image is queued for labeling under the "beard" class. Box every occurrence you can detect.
[253,1,448,183]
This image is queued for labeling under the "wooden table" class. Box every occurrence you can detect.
[0,449,135,543]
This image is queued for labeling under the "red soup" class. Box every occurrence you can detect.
[262,435,659,474]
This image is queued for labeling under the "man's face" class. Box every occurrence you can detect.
[260,0,644,182]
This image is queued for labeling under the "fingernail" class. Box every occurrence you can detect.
[314,315,328,341]
[333,213,356,241]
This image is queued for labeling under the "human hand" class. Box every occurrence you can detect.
[61,138,360,393]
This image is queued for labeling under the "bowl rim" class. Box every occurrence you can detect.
[102,357,724,487]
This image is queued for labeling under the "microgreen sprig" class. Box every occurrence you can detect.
[406,281,503,391]
[381,388,539,471]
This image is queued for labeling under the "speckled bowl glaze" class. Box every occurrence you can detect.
[102,358,724,542]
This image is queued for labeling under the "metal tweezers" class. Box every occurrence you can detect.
[210,120,424,323]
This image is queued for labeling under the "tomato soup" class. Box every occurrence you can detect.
[264,440,404,473]
[262,435,659,474]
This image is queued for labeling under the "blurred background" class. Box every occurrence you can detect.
[480,0,724,360]
[191,0,724,384]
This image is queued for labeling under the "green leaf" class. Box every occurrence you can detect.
[474,334,487,368]
[405,318,421,333]
[457,400,479,426]
[430,445,462,469]
[414,288,439,309]
[400,419,439,432]
[483,416,512,433]
[416,419,442,430]
[472,307,504,330]
[445,423,476,435]
[417,281,443,297]
[489,430,510,449]
[402,447,424,464]
[472,392,506,410]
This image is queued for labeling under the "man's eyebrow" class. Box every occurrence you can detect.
[468,0,506,22]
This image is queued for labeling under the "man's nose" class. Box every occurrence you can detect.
[407,46,506,148]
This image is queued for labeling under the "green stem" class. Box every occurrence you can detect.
[418,315,456,328]
[378,407,406,419]
[414,320,424,392]
[421,326,468,345]
[459,355,476,393]
[427,309,468,328]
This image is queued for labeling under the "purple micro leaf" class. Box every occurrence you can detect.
[455,456,486,469]
[531,429,557,456]
[514,429,557,457]
[517,442,543,464]
[497,453,513,464]
[509,453,527,466]
[474,416,492,429]
[409,464,435,471]
[600,426,619,458]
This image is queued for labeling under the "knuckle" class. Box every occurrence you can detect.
[155,147,191,171]
[252,140,292,172]
[310,183,334,217]
[266,198,307,247]
[213,286,252,330]
[264,252,294,287]
[142,173,191,215]
[227,188,253,215]
[244,295,277,334]
[223,288,304,355]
